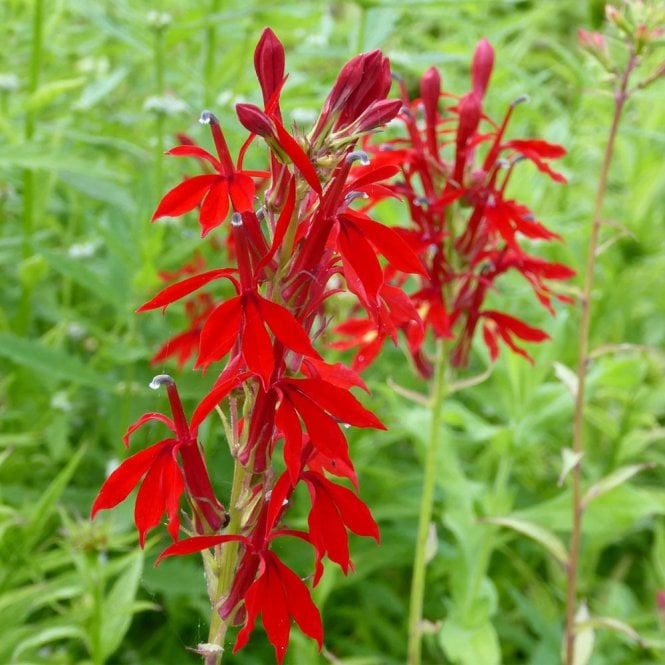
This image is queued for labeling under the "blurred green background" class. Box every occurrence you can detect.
[2,0,665,663]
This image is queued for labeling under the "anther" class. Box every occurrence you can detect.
[199,110,219,125]
[511,94,530,107]
[231,212,243,227]
[346,150,370,166]
[150,374,175,390]
[344,191,369,206]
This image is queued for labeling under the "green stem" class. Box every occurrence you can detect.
[153,27,165,198]
[205,457,248,664]
[407,339,447,665]
[203,0,222,107]
[17,0,44,334]
[355,4,367,54]
[564,51,636,665]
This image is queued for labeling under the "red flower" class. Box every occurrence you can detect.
[92,433,184,547]
[91,377,225,546]
[152,111,269,237]
[196,287,321,385]
[234,550,323,664]
[301,470,380,583]
[274,377,385,484]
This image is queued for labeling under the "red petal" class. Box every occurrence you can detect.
[338,222,383,302]
[306,479,350,571]
[275,398,304,485]
[190,367,252,430]
[134,448,184,547]
[166,145,222,171]
[265,472,294,534]
[229,173,256,212]
[122,412,175,447]
[137,269,238,312]
[326,480,380,541]
[484,310,550,342]
[273,120,322,195]
[151,174,219,221]
[156,534,248,565]
[199,180,230,237]
[504,139,566,159]
[482,323,500,361]
[241,296,275,388]
[286,378,385,429]
[256,176,296,273]
[343,212,426,276]
[257,295,320,358]
[261,556,291,664]
[91,440,168,518]
[300,357,368,392]
[272,552,323,647]
[285,389,353,465]
[345,164,400,192]
[233,563,267,653]
[196,295,243,368]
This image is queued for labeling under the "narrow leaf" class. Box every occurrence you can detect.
[481,516,569,566]
[582,463,656,509]
[558,447,584,487]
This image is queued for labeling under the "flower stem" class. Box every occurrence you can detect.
[206,456,248,664]
[564,51,636,665]
[407,339,447,665]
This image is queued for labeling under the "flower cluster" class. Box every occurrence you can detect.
[92,29,421,663]
[332,39,575,374]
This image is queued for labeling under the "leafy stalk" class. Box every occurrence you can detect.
[407,340,447,665]
[206,453,250,664]
[564,47,637,665]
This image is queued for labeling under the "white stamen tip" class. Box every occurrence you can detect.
[150,374,174,390]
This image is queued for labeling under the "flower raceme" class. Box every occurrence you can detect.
[333,38,575,373]
[91,28,416,664]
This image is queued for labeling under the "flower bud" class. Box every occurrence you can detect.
[254,28,285,108]
[471,38,494,97]
[606,4,633,34]
[420,67,441,126]
[236,102,274,137]
[351,98,402,134]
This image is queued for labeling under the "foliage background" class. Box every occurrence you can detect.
[1,0,665,663]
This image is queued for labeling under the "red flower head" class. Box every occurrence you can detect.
[91,375,225,546]
[152,111,269,237]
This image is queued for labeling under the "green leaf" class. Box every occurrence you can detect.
[582,463,656,509]
[439,618,500,665]
[0,333,109,389]
[12,624,87,661]
[99,551,147,661]
[74,67,129,110]
[36,245,129,309]
[553,361,578,399]
[24,445,87,551]
[58,170,135,212]
[481,516,569,566]
[572,601,595,665]
[577,615,646,647]
[24,77,86,111]
[558,447,584,486]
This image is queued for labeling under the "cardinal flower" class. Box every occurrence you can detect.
[152,111,269,237]
[91,376,225,546]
